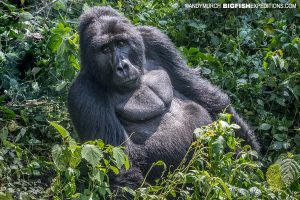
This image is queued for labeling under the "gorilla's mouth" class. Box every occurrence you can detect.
[119,76,140,87]
[112,75,141,92]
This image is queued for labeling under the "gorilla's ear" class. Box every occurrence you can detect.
[79,6,130,35]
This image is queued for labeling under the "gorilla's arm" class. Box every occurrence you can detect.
[68,73,145,189]
[138,26,229,114]
[68,73,126,145]
[138,26,260,152]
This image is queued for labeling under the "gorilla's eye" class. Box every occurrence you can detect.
[117,40,126,47]
[101,45,111,54]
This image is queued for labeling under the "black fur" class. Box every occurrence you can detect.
[68,6,260,194]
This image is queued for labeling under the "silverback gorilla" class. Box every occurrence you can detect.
[68,6,260,192]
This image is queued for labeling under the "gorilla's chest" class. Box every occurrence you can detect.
[116,70,173,122]
[115,69,212,168]
[115,69,212,141]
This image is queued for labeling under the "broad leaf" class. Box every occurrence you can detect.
[52,145,70,171]
[81,144,103,167]
[112,147,128,169]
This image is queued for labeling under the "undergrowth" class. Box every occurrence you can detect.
[0,0,300,199]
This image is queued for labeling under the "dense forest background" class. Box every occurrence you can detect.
[0,0,299,199]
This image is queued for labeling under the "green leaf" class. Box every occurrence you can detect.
[188,47,199,54]
[249,73,259,79]
[52,145,70,171]
[258,123,272,130]
[293,154,300,164]
[55,80,67,92]
[273,134,287,141]
[48,35,63,53]
[112,147,127,169]
[267,164,284,190]
[65,167,77,180]
[19,12,33,21]
[64,178,76,196]
[237,79,247,86]
[270,141,283,150]
[216,178,232,200]
[294,135,300,146]
[0,51,5,61]
[280,158,300,186]
[110,165,119,174]
[124,153,130,170]
[219,113,233,124]
[81,144,103,167]
[211,136,225,158]
[31,67,41,76]
[188,20,207,31]
[267,17,275,24]
[94,140,105,149]
[263,61,268,69]
[159,20,167,25]
[226,134,236,150]
[0,127,8,142]
[275,97,286,106]
[230,124,240,130]
[49,121,69,138]
[68,55,80,71]
[219,120,230,129]
[0,192,13,200]
[98,186,109,198]
[92,169,105,183]
[69,147,81,168]
[267,158,300,190]
[0,106,16,119]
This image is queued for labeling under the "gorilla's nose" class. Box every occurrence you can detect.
[116,60,129,77]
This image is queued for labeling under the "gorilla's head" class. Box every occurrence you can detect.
[79,7,145,91]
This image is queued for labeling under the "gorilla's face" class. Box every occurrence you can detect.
[80,17,145,91]
[94,38,142,90]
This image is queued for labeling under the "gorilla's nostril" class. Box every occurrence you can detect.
[117,65,123,72]
[123,62,129,70]
[116,63,128,78]
[116,60,130,77]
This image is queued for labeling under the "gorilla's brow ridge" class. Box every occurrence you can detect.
[90,33,130,49]
[99,17,130,34]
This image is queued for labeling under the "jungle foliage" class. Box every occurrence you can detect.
[0,0,299,199]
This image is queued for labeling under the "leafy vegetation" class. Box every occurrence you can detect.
[49,122,129,199]
[0,0,299,199]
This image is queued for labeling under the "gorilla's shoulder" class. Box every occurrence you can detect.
[137,26,171,44]
[137,26,185,69]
